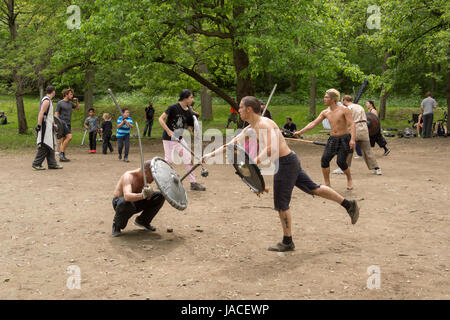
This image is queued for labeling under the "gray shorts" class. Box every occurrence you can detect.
[273,152,320,211]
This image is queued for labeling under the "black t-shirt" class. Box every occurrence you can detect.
[284,122,297,132]
[101,120,113,136]
[162,103,194,141]
[145,106,155,120]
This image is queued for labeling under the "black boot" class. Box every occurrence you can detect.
[60,152,71,162]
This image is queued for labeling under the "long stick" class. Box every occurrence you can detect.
[135,122,147,185]
[180,163,201,182]
[81,129,87,145]
[108,88,123,116]
[285,137,326,146]
[261,84,277,118]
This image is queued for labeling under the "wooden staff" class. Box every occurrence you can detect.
[285,137,326,146]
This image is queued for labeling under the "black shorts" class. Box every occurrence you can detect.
[321,133,352,171]
[60,120,71,136]
[273,152,320,211]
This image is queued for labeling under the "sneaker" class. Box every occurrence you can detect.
[268,241,295,252]
[190,182,206,191]
[92,150,96,153]
[134,218,156,231]
[346,200,359,225]
[383,148,390,156]
[118,154,122,160]
[123,158,130,163]
[354,155,363,159]
[332,168,344,174]
[59,152,71,162]
[112,223,121,237]
[374,168,382,175]
[32,165,46,170]
[88,150,93,154]
[48,165,63,169]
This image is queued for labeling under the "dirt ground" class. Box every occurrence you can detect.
[0,136,449,300]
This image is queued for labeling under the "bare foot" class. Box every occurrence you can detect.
[347,181,353,190]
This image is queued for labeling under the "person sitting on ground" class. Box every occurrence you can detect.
[111,160,165,237]
[283,117,297,133]
[433,119,448,137]
[0,111,7,125]
[414,112,424,137]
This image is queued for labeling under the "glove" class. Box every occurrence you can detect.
[35,124,41,133]
[142,185,154,200]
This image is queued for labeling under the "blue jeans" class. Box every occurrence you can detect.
[117,134,130,158]
[143,119,153,137]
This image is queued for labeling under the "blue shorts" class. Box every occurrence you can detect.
[273,152,320,211]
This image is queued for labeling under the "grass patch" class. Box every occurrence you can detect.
[1,93,445,152]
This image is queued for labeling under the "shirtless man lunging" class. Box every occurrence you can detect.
[202,96,359,252]
[111,160,165,237]
[295,89,356,190]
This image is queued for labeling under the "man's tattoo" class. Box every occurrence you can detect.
[284,217,289,229]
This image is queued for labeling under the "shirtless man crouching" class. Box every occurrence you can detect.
[202,96,359,252]
[295,89,356,190]
[112,160,165,237]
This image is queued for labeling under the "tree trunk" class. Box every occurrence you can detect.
[309,75,316,118]
[431,64,436,96]
[379,50,391,120]
[198,63,213,121]
[7,0,28,133]
[290,76,297,93]
[379,89,389,121]
[83,64,95,118]
[39,84,44,100]
[233,45,254,104]
[232,6,254,104]
[446,51,450,131]
[15,90,28,134]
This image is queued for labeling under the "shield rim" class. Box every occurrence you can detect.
[228,144,266,193]
[54,116,64,139]
[150,157,188,211]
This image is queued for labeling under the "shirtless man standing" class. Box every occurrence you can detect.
[295,89,356,190]
[111,160,165,237]
[202,96,359,252]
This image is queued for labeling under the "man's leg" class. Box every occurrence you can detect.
[148,119,153,137]
[117,137,124,159]
[60,133,72,161]
[134,192,165,230]
[359,140,379,172]
[143,121,148,136]
[123,134,130,161]
[321,141,334,187]
[112,197,138,236]
[336,144,353,190]
[45,145,61,169]
[311,186,359,224]
[32,145,48,169]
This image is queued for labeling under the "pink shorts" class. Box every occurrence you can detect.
[163,140,195,183]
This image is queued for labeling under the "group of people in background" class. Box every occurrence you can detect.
[414,92,447,138]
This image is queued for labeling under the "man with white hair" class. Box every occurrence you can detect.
[295,89,356,190]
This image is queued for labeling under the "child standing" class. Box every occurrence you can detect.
[101,113,114,154]
[84,108,99,153]
[117,108,134,162]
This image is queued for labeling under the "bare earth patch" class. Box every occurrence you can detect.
[0,137,449,299]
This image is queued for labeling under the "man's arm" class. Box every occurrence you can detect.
[38,100,50,126]
[295,111,326,136]
[83,118,89,130]
[122,175,145,202]
[73,98,80,110]
[344,108,356,149]
[203,126,249,161]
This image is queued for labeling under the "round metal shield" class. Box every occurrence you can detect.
[150,157,187,211]
[54,116,64,139]
[366,112,380,137]
[226,144,265,194]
